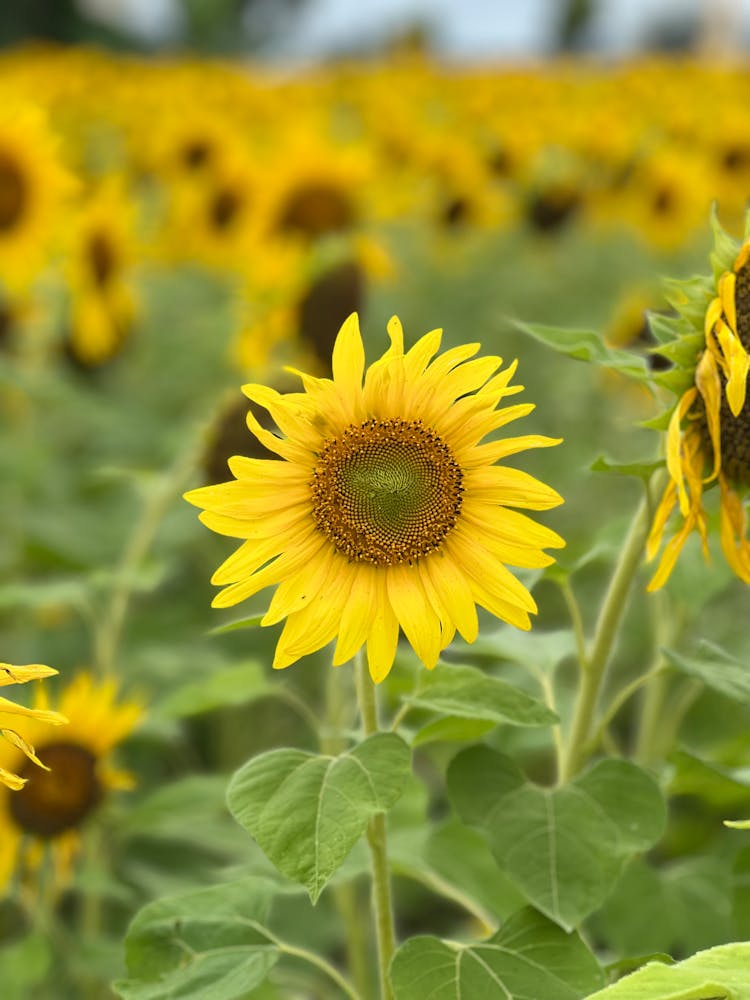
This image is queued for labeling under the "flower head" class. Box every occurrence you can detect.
[647,214,750,587]
[186,314,564,681]
[0,673,141,889]
[0,662,67,791]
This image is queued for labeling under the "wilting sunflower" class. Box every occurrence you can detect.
[0,663,67,792]
[186,314,564,682]
[0,673,141,889]
[647,214,750,587]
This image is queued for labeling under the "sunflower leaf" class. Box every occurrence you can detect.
[590,455,664,480]
[209,614,264,635]
[662,641,750,702]
[115,878,279,1000]
[584,940,750,999]
[389,907,604,1000]
[404,662,557,728]
[447,750,666,929]
[514,320,650,380]
[226,732,411,902]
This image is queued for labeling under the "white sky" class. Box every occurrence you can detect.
[81,0,750,57]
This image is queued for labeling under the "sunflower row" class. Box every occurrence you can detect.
[3,49,750,376]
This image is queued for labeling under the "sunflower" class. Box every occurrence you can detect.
[647,215,750,588]
[0,663,67,792]
[0,673,141,889]
[0,102,71,292]
[64,177,138,368]
[186,314,564,682]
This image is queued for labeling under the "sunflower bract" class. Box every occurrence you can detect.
[185,313,564,682]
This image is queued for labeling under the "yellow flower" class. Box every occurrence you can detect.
[0,663,67,792]
[186,314,564,682]
[647,218,750,587]
[0,102,72,292]
[0,673,141,890]
[64,177,139,368]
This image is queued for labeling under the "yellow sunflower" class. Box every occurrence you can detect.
[186,314,564,682]
[0,673,141,889]
[647,215,750,587]
[65,177,139,368]
[0,102,71,292]
[0,663,67,792]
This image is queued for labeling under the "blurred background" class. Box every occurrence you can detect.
[3,2,750,998]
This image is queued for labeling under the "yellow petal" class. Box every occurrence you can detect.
[694,349,722,480]
[1,728,49,770]
[331,313,366,412]
[423,552,478,644]
[0,698,67,724]
[386,564,441,670]
[0,663,58,686]
[333,563,379,666]
[366,573,399,683]
[719,272,737,334]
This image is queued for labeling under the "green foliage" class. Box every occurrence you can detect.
[448,749,666,929]
[226,733,411,902]
[586,941,750,999]
[514,320,650,380]
[389,908,605,999]
[115,878,279,999]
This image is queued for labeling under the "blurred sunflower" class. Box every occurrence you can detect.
[647,215,750,587]
[0,663,67,792]
[0,103,71,291]
[186,314,564,682]
[0,673,141,889]
[64,178,138,368]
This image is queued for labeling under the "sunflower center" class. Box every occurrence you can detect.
[88,230,117,288]
[703,258,750,486]
[0,153,26,232]
[209,186,242,231]
[277,182,354,239]
[9,743,102,837]
[180,138,212,171]
[311,419,463,565]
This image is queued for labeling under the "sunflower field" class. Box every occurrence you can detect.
[4,39,750,1000]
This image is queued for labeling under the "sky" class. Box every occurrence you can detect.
[84,0,750,57]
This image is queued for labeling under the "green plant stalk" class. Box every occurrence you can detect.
[93,433,202,675]
[560,493,652,782]
[355,652,396,1000]
[323,665,374,1000]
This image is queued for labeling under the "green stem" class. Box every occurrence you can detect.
[355,652,396,1000]
[93,435,201,675]
[560,493,652,782]
[323,666,373,1000]
[251,923,361,1000]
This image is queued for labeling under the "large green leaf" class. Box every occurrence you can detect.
[662,643,750,702]
[227,733,410,902]
[389,907,604,1000]
[405,663,557,728]
[115,878,279,1000]
[515,320,651,380]
[448,750,666,929]
[584,941,750,999]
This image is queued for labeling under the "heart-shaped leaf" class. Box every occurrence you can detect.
[448,749,666,929]
[390,907,604,999]
[227,732,410,901]
[115,878,278,1000]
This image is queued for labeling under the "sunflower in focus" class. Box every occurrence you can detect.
[0,673,141,889]
[186,314,564,682]
[647,214,750,587]
[0,663,67,792]
[0,103,71,291]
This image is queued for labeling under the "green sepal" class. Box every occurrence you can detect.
[590,455,664,480]
[639,407,672,431]
[514,320,650,380]
[650,331,702,366]
[710,203,740,280]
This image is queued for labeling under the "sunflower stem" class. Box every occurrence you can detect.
[355,652,396,1000]
[323,665,373,1000]
[560,492,652,782]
